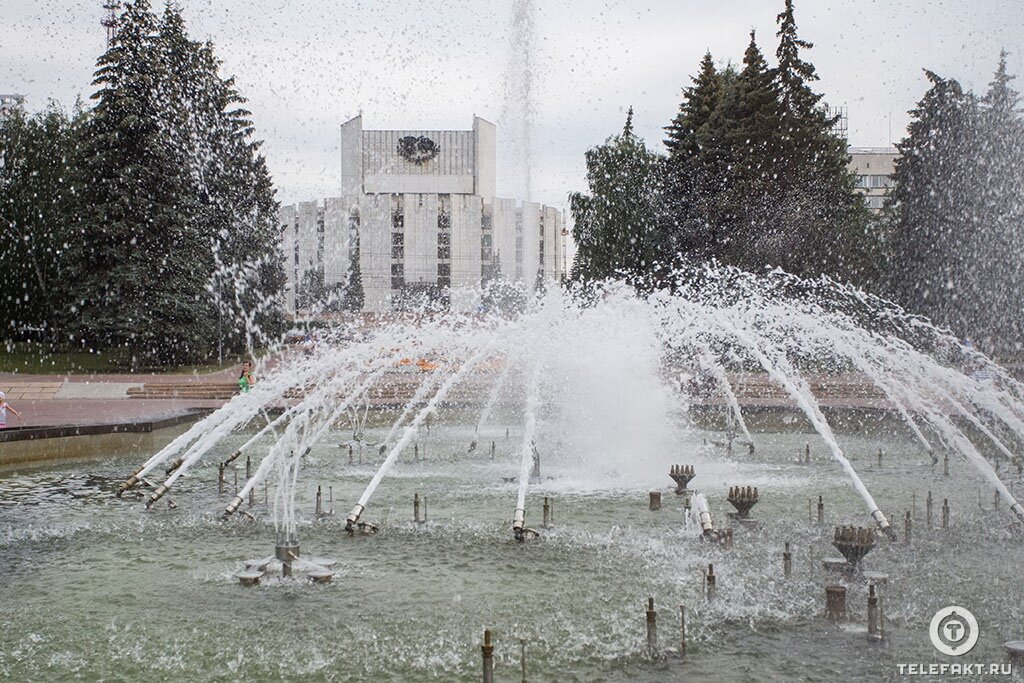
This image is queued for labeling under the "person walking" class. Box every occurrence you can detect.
[0,390,22,429]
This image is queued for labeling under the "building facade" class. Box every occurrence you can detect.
[0,94,25,118]
[848,147,898,213]
[280,116,563,313]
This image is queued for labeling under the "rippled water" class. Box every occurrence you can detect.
[1,421,1022,682]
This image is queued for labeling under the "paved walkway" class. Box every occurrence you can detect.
[0,369,240,429]
[3,398,226,429]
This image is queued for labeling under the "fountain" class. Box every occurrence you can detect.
[669,464,696,495]
[827,526,877,574]
[726,486,760,526]
[12,264,1024,679]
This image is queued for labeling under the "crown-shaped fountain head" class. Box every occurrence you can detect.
[727,486,759,518]
[832,526,876,568]
[669,464,696,494]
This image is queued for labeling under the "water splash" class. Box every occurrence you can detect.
[499,0,537,201]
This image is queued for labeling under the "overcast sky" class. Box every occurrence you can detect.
[3,0,1022,209]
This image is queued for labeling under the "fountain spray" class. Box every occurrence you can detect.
[345,341,496,532]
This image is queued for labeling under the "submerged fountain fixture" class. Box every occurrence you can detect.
[512,507,540,542]
[830,526,877,572]
[106,264,1024,607]
[726,486,760,524]
[669,465,695,495]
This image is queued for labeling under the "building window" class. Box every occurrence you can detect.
[391,194,405,230]
[437,231,451,260]
[391,262,404,289]
[317,218,325,266]
[392,232,404,259]
[481,233,492,262]
[437,262,450,288]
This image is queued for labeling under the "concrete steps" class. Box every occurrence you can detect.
[127,383,239,400]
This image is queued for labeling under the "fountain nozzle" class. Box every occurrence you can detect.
[699,509,714,535]
[871,510,897,541]
[145,483,170,509]
[727,486,759,519]
[512,507,539,541]
[512,507,526,535]
[223,494,244,517]
[345,504,365,533]
[164,456,185,475]
[669,465,695,495]
[116,463,147,497]
[1010,503,1024,526]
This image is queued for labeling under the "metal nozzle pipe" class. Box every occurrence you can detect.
[345,504,365,532]
[146,483,170,509]
[1011,503,1024,526]
[164,456,185,475]
[116,463,147,496]
[871,509,896,541]
[699,510,713,534]
[512,507,526,533]
[223,449,242,466]
[223,494,244,517]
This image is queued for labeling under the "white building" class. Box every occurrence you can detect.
[848,147,898,213]
[0,94,25,118]
[280,115,564,313]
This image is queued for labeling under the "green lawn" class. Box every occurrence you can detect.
[0,343,240,375]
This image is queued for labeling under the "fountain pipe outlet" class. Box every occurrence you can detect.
[512,507,528,532]
[223,449,242,466]
[699,509,714,535]
[116,464,147,497]
[145,484,171,509]
[512,507,526,537]
[223,494,244,517]
[164,456,185,475]
[345,504,365,533]
[871,510,896,541]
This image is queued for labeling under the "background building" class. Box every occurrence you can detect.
[280,115,563,314]
[848,147,898,213]
[0,94,25,118]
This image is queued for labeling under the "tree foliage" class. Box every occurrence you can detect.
[889,55,1024,352]
[571,1,877,289]
[570,108,667,286]
[0,0,284,365]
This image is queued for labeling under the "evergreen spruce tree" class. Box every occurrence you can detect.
[64,0,283,365]
[662,55,736,264]
[570,109,666,286]
[969,52,1024,350]
[720,30,783,268]
[70,0,189,366]
[888,71,977,331]
[766,0,872,280]
[0,104,86,342]
[665,52,723,157]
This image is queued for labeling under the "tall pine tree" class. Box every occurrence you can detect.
[570,109,667,286]
[888,71,976,332]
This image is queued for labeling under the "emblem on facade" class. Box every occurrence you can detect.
[397,135,440,164]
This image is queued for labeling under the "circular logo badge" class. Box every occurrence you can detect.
[929,606,979,656]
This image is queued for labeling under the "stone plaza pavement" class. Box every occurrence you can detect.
[0,369,239,429]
